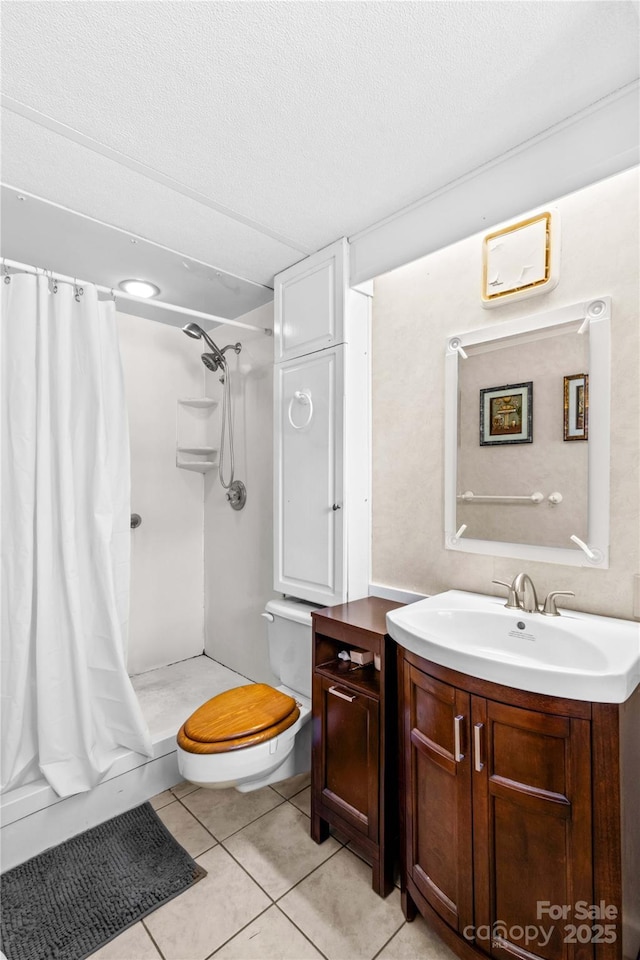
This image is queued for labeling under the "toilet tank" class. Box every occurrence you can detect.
[264,598,318,699]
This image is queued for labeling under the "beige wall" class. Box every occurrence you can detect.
[372,167,639,619]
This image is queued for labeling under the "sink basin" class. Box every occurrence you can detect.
[386,590,640,703]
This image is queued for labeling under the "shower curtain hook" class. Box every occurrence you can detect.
[2,259,10,285]
[73,277,83,302]
[48,269,58,294]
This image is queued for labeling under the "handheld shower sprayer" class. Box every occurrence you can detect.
[182,323,242,372]
[181,323,246,509]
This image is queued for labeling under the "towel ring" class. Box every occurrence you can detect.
[287,390,314,430]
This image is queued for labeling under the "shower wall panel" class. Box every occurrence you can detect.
[117,311,205,674]
[203,303,278,684]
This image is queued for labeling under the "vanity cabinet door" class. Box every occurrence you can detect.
[471,697,593,960]
[403,664,474,934]
[313,673,379,842]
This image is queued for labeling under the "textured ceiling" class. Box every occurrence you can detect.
[1,1,639,299]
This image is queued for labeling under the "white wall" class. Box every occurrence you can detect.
[117,311,205,674]
[203,303,277,684]
[371,168,639,620]
[349,84,639,286]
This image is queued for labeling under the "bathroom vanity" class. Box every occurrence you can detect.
[310,596,404,896]
[388,592,640,960]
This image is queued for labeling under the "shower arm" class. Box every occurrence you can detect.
[198,329,226,366]
[219,342,242,358]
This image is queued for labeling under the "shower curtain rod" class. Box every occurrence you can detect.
[2,258,273,335]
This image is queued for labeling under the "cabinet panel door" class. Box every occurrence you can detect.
[315,674,379,841]
[472,697,593,960]
[274,347,345,604]
[275,239,347,362]
[404,665,474,933]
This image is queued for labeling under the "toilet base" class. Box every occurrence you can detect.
[177,688,311,794]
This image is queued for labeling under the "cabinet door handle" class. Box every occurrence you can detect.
[454,715,464,761]
[474,722,484,772]
[329,685,356,703]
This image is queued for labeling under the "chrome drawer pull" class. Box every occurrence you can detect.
[454,715,464,761]
[474,722,484,772]
[329,685,356,703]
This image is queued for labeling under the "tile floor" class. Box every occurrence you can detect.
[88,774,457,960]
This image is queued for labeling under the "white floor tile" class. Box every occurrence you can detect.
[279,847,404,960]
[224,802,341,899]
[181,784,283,840]
[149,789,174,811]
[88,922,161,959]
[289,785,311,816]
[156,799,217,857]
[377,914,459,959]
[212,905,323,959]
[144,845,270,960]
[271,770,311,799]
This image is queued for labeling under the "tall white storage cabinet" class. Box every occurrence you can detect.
[274,239,370,605]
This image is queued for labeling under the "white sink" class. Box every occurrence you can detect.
[386,590,640,703]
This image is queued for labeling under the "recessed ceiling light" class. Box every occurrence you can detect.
[119,279,161,298]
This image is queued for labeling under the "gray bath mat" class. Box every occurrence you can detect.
[0,801,207,960]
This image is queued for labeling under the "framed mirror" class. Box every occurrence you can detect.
[444,298,610,567]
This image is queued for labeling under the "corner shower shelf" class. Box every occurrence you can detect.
[176,459,218,473]
[177,446,217,456]
[179,398,218,408]
[176,398,218,473]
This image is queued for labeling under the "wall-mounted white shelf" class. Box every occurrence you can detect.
[176,459,218,473]
[177,446,217,456]
[179,398,217,408]
[176,398,218,473]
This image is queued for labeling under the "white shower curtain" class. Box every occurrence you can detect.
[1,272,152,797]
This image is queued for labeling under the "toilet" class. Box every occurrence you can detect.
[176,598,316,793]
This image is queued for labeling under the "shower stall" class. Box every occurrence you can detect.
[0,263,275,871]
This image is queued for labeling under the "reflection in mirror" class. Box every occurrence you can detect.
[456,329,588,547]
[444,298,610,568]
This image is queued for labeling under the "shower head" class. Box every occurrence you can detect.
[182,322,205,340]
[201,353,223,372]
[182,322,225,364]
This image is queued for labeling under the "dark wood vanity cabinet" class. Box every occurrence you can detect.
[311,597,404,897]
[399,648,640,960]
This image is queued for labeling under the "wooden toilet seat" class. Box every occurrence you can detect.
[176,683,300,755]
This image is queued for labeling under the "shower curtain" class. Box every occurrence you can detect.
[1,272,152,797]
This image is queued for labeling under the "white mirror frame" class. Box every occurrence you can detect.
[444,297,611,568]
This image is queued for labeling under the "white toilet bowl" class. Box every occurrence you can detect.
[176,598,316,792]
[177,687,311,791]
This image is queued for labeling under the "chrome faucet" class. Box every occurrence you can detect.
[541,590,575,617]
[494,573,575,616]
[493,573,538,611]
[512,573,539,613]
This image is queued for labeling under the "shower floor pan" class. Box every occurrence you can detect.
[0,655,247,872]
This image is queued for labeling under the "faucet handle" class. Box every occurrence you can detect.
[541,591,575,617]
[492,580,521,610]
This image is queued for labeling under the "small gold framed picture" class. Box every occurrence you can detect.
[564,374,588,441]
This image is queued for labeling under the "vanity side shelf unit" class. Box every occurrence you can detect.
[311,597,405,897]
[398,646,640,960]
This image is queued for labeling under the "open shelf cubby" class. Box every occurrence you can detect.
[176,398,218,473]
